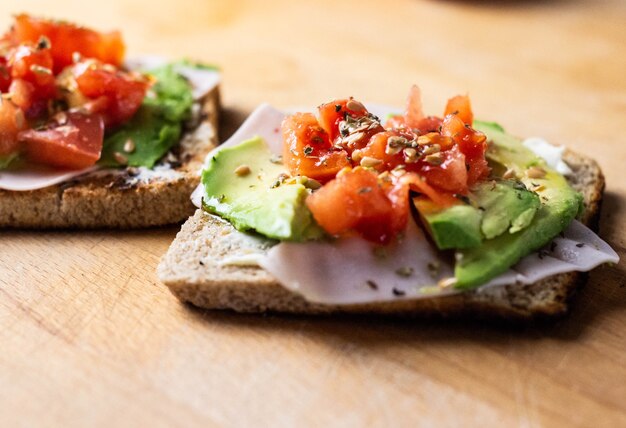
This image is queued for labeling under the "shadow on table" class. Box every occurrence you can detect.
[186,264,623,348]
[433,0,587,9]
[186,190,625,345]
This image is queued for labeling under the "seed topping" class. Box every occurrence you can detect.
[425,152,444,166]
[234,164,251,177]
[395,266,414,277]
[30,64,52,75]
[526,166,546,179]
[114,152,128,165]
[346,99,365,112]
[503,168,516,179]
[360,156,383,168]
[123,138,136,153]
[403,148,418,163]
[304,178,322,190]
[422,144,441,156]
[437,277,458,288]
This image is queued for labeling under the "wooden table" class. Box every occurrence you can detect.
[1,1,625,426]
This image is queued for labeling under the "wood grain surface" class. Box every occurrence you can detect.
[1,0,625,426]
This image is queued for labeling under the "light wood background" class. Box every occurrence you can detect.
[1,0,625,426]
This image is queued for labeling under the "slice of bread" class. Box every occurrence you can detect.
[157,149,605,320]
[0,86,220,228]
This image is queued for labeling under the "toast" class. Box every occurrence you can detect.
[0,86,220,229]
[157,148,606,320]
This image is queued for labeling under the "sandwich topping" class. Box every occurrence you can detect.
[196,89,618,303]
[0,15,219,190]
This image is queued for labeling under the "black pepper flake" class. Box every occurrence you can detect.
[392,288,406,297]
[358,187,372,194]
[576,243,585,248]
[335,104,342,112]
[538,250,549,259]
[303,145,314,156]
[36,35,51,50]
[366,280,378,290]
[199,260,205,266]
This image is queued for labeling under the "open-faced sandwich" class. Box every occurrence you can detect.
[158,87,618,319]
[0,14,220,228]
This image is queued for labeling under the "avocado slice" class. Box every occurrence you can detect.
[201,137,324,241]
[414,179,540,250]
[414,197,483,249]
[454,122,583,289]
[473,180,541,240]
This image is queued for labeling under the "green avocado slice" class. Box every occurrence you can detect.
[414,198,483,249]
[454,122,583,289]
[473,180,541,240]
[201,137,324,241]
[414,178,541,250]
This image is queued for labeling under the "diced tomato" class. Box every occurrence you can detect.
[9,44,54,85]
[413,116,443,134]
[282,112,350,182]
[8,14,125,73]
[404,85,424,128]
[0,57,10,92]
[8,78,49,118]
[8,44,57,103]
[0,99,26,156]
[420,146,468,194]
[385,114,406,129]
[18,112,104,169]
[382,176,412,234]
[388,85,443,135]
[306,168,407,244]
[400,173,459,208]
[6,44,57,118]
[444,95,473,125]
[318,98,376,143]
[357,130,414,172]
[441,114,489,185]
[73,61,148,126]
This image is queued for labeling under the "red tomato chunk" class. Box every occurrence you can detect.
[18,112,104,169]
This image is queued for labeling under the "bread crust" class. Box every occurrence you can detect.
[0,86,220,229]
[158,145,606,320]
